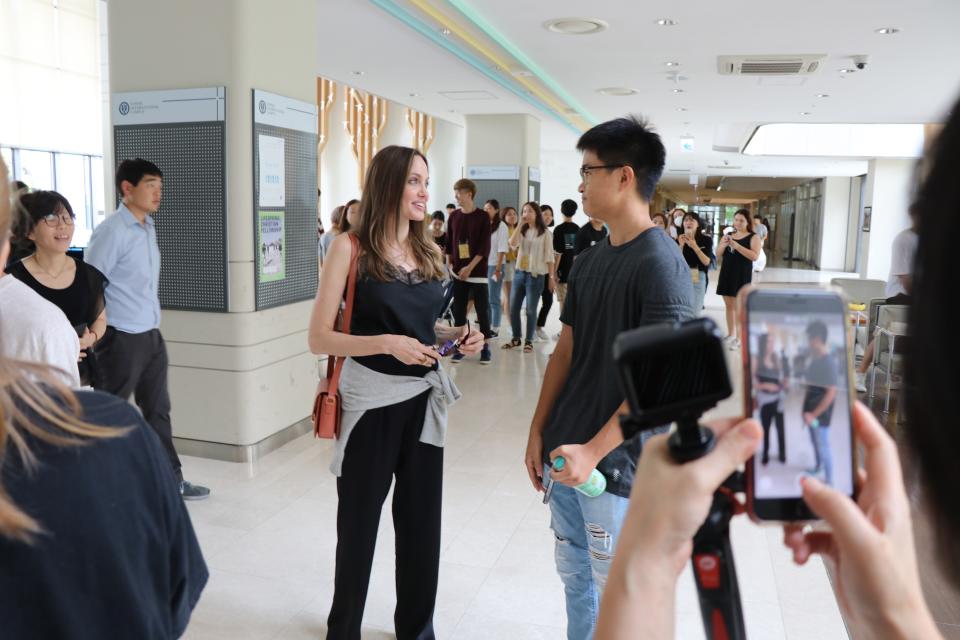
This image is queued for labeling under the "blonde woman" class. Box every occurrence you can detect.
[0,158,208,636]
[308,146,482,639]
[503,202,554,353]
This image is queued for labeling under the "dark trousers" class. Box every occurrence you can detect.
[327,390,443,640]
[537,286,554,328]
[760,401,785,463]
[451,279,492,339]
[94,328,182,481]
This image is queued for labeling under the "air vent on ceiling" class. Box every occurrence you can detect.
[718,55,826,75]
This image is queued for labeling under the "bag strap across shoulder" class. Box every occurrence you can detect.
[325,234,361,393]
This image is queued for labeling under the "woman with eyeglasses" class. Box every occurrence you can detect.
[9,191,107,386]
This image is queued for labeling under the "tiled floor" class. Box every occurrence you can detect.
[180,273,852,639]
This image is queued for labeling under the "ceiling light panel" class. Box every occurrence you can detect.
[544,17,608,35]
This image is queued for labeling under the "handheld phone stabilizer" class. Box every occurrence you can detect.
[614,318,747,640]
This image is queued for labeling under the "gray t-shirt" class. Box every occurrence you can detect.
[542,227,694,498]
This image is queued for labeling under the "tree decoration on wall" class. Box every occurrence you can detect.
[344,87,388,187]
[406,108,435,154]
[317,77,336,155]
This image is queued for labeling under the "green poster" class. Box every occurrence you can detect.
[258,210,285,282]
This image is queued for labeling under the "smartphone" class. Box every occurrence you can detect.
[436,320,469,356]
[740,286,857,521]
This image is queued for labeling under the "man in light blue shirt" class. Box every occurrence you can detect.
[86,159,209,500]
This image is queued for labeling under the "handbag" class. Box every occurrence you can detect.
[312,234,360,439]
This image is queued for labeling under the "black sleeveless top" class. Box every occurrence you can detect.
[716,233,755,297]
[350,255,445,378]
[8,257,108,386]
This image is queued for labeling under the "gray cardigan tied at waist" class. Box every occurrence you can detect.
[329,357,462,476]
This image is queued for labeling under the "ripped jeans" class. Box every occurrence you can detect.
[546,469,631,640]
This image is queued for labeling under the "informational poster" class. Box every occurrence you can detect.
[258,134,285,207]
[258,210,286,281]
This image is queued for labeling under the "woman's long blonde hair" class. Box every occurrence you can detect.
[0,157,122,542]
[354,146,444,281]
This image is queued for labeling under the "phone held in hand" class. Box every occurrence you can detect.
[738,286,857,521]
[436,320,469,357]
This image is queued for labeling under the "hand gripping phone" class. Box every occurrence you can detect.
[739,286,857,521]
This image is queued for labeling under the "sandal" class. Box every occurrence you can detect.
[502,338,521,350]
[523,341,534,353]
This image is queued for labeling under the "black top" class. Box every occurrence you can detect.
[574,224,608,256]
[350,255,445,378]
[681,235,715,273]
[716,233,755,297]
[8,257,107,331]
[8,257,108,386]
[0,390,208,639]
[543,228,694,498]
[553,222,580,283]
[433,233,446,251]
[803,352,838,426]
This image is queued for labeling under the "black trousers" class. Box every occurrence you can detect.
[760,401,786,463]
[94,328,182,481]
[537,286,553,328]
[451,279,491,339]
[327,390,443,640]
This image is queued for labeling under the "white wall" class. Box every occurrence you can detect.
[319,91,465,226]
[819,176,852,271]
[540,147,590,226]
[861,159,915,280]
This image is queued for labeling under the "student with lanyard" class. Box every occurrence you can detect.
[676,210,713,314]
[8,190,107,387]
[445,179,493,364]
[308,146,483,639]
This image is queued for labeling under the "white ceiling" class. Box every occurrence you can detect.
[317,0,960,183]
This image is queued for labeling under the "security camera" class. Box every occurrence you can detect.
[853,55,870,70]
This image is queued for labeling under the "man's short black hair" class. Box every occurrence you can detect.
[432,210,445,222]
[576,116,666,202]
[445,203,456,210]
[116,158,163,195]
[561,199,578,217]
[806,319,828,344]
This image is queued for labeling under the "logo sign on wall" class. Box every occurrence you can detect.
[258,100,267,114]
[118,101,130,115]
[466,165,520,181]
[111,87,226,124]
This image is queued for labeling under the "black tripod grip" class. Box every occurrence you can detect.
[689,491,746,640]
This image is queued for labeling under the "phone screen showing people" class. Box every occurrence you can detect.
[747,291,854,505]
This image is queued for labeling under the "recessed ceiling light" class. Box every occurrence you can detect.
[800,111,812,115]
[816,93,830,98]
[875,27,900,35]
[672,89,684,93]
[352,70,365,76]
[665,61,680,67]
[655,18,678,26]
[544,17,608,35]
[408,93,419,98]
[440,28,452,36]
[677,107,688,112]
[596,87,637,96]
[839,68,856,74]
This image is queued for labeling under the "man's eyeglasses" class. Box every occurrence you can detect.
[41,213,75,227]
[579,164,623,179]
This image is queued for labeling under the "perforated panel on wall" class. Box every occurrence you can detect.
[114,122,228,312]
[474,180,520,212]
[253,124,318,310]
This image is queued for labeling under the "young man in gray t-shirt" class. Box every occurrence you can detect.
[524,116,694,640]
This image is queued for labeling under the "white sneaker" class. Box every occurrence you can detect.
[536,328,549,341]
[855,371,867,393]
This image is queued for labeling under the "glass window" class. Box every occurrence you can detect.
[0,147,12,174]
[55,153,91,246]
[17,149,54,190]
[90,155,106,226]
